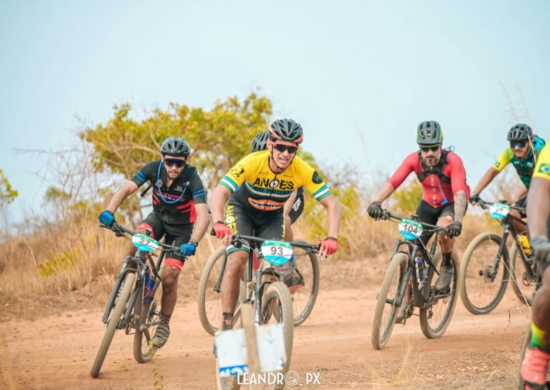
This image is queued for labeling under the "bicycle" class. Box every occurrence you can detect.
[198,239,319,335]
[214,235,317,390]
[90,222,182,378]
[371,210,459,350]
[459,198,540,315]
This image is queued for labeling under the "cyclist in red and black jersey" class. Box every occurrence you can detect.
[368,121,470,291]
[98,137,210,350]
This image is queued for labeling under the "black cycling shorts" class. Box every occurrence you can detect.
[415,200,467,246]
[225,203,285,255]
[288,191,305,224]
[137,212,192,268]
[513,195,527,219]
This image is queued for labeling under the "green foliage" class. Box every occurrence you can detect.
[393,179,423,216]
[80,92,272,188]
[40,248,80,277]
[0,170,18,206]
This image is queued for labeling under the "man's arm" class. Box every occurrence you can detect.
[472,167,500,195]
[283,190,299,216]
[453,191,467,223]
[211,184,231,223]
[319,194,341,239]
[373,182,396,203]
[106,181,139,213]
[528,178,550,237]
[191,203,210,242]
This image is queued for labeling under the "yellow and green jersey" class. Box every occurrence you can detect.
[533,139,550,182]
[220,150,331,212]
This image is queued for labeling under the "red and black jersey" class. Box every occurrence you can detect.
[131,160,206,225]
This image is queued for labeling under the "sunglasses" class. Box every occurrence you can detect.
[273,143,299,154]
[419,145,441,152]
[510,141,527,149]
[164,158,186,168]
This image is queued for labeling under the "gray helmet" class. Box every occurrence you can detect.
[160,137,191,157]
[251,130,270,152]
[417,121,444,146]
[268,119,304,144]
[507,124,533,142]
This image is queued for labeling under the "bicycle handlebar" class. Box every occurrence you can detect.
[474,197,526,213]
[379,210,447,233]
[209,229,318,251]
[100,222,181,252]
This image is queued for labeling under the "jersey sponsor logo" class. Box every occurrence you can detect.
[494,161,501,168]
[312,171,323,184]
[156,179,163,187]
[538,163,550,176]
[230,164,245,178]
[248,198,285,211]
[252,178,295,190]
[292,197,302,211]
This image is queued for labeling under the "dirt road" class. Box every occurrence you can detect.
[0,285,531,390]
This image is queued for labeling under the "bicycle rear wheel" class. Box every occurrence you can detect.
[420,250,458,339]
[459,233,510,315]
[510,244,538,307]
[286,240,320,327]
[91,272,135,378]
[371,252,408,350]
[133,268,164,363]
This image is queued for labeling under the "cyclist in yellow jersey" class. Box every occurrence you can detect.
[210,119,341,331]
[520,139,550,389]
[470,124,545,236]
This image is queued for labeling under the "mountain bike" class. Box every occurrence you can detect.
[371,210,459,350]
[459,198,540,315]
[90,222,182,378]
[215,235,317,390]
[198,239,319,335]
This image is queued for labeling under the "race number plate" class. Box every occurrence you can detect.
[489,203,510,219]
[399,219,424,241]
[261,240,294,266]
[131,234,160,252]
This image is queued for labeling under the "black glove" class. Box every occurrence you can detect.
[469,193,481,205]
[531,236,550,264]
[445,221,462,238]
[368,201,383,220]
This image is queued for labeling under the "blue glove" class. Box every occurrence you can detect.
[180,243,197,256]
[99,210,115,226]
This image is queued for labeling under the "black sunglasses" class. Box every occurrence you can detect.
[273,144,298,154]
[419,145,441,152]
[164,158,186,168]
[510,141,527,149]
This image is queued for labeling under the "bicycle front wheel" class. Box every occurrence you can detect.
[420,250,458,339]
[371,252,408,350]
[133,268,164,363]
[286,240,320,327]
[510,244,538,307]
[91,272,136,378]
[459,233,510,315]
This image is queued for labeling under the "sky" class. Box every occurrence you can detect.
[1,0,550,223]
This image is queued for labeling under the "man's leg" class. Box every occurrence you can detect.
[434,205,456,291]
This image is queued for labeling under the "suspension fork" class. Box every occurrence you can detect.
[102,256,138,324]
[490,227,510,277]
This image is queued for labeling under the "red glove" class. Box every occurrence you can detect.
[214,221,232,240]
[319,237,338,256]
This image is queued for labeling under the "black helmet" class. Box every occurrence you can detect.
[417,121,444,146]
[268,119,304,144]
[251,130,270,152]
[160,137,191,157]
[507,124,533,142]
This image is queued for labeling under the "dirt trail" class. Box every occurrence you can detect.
[0,285,531,390]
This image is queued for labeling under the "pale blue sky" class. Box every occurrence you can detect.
[1,0,550,222]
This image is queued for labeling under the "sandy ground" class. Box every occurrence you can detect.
[0,282,532,390]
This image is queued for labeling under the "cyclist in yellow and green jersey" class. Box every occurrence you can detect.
[210,118,341,332]
[470,124,545,237]
[520,138,550,389]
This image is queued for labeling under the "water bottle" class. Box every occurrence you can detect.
[415,257,424,289]
[143,273,155,303]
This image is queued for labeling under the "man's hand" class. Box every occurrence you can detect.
[444,221,462,238]
[531,236,550,264]
[180,241,197,256]
[367,201,383,220]
[214,221,233,245]
[319,237,338,258]
[469,193,481,205]
[99,210,115,227]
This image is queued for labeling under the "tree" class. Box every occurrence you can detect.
[80,92,273,189]
[0,170,18,206]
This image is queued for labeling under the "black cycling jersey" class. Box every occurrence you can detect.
[131,160,206,225]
